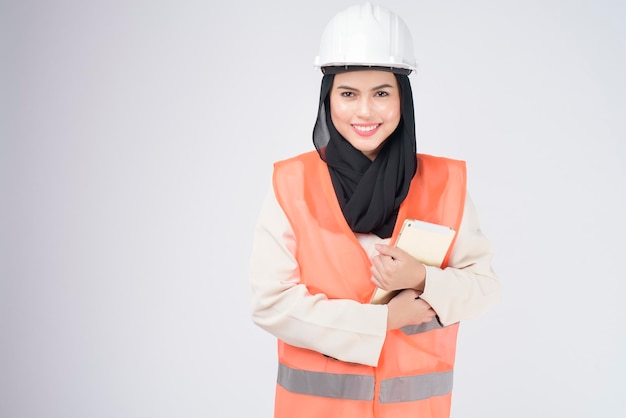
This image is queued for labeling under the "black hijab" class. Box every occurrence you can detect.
[313,69,417,238]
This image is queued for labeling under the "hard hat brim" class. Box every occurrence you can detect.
[320,65,412,76]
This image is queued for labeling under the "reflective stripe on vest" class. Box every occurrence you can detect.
[400,315,445,335]
[278,363,453,403]
[278,363,374,401]
[379,370,453,403]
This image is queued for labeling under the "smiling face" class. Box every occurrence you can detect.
[329,70,401,160]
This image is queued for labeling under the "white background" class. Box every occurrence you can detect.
[1,0,625,417]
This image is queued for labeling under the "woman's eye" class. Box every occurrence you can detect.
[340,91,355,97]
[375,91,389,97]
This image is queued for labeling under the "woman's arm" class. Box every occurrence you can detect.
[419,194,501,326]
[248,188,388,367]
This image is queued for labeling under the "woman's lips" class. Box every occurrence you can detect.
[352,123,381,137]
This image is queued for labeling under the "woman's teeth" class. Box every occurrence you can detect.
[353,124,378,132]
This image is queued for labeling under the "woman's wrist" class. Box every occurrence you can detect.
[412,262,426,292]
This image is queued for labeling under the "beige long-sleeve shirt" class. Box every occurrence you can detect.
[249,185,500,367]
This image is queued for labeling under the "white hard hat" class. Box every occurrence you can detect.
[314,2,417,73]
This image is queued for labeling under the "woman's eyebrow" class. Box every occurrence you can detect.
[335,83,395,91]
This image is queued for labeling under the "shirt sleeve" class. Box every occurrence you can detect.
[248,186,388,367]
[419,193,501,326]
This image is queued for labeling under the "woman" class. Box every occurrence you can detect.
[249,3,501,417]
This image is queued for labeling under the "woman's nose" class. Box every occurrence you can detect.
[355,97,372,118]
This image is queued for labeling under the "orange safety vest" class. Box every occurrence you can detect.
[272,151,467,418]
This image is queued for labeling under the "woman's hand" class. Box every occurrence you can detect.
[371,244,426,292]
[386,289,437,330]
